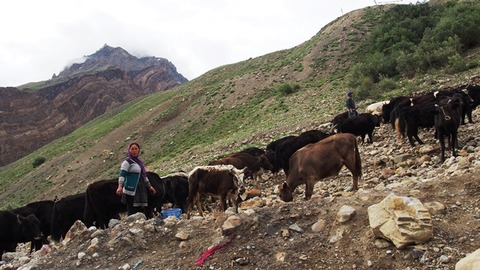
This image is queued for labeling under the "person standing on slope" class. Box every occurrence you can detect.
[116,142,156,216]
[346,91,358,118]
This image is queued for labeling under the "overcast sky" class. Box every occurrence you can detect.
[0,0,422,87]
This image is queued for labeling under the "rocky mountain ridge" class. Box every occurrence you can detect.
[56,45,188,93]
[0,45,187,166]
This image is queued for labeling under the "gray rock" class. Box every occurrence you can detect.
[108,219,121,228]
[125,212,146,223]
[439,254,450,263]
[289,223,304,233]
[393,154,414,164]
[336,205,356,223]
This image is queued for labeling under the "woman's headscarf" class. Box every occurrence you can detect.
[127,142,147,179]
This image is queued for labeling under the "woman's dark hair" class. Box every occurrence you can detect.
[129,142,140,149]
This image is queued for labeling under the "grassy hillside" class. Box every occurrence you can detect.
[1,1,480,209]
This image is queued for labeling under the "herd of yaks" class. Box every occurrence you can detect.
[1,83,480,258]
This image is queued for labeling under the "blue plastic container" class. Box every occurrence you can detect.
[160,208,182,219]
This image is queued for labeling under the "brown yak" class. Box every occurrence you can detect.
[186,165,245,219]
[278,133,362,202]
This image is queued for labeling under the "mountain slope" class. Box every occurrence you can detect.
[0,45,187,166]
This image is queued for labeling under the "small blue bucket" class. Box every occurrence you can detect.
[160,208,182,219]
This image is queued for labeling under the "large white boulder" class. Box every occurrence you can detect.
[368,193,433,249]
[456,248,480,270]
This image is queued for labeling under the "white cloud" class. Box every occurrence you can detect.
[0,0,422,87]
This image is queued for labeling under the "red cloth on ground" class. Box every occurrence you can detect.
[196,235,235,266]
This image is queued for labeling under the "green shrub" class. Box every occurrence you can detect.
[396,51,418,78]
[356,76,376,100]
[351,1,480,88]
[446,53,468,73]
[294,63,304,72]
[467,61,480,69]
[378,77,398,93]
[276,83,300,96]
[32,156,46,168]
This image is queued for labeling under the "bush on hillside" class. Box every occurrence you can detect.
[356,76,376,100]
[446,53,468,74]
[32,156,46,168]
[276,83,300,96]
[351,1,480,92]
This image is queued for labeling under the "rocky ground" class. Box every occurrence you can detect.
[2,114,480,270]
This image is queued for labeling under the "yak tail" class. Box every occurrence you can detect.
[394,115,406,141]
[353,139,362,181]
[186,170,200,218]
[394,118,402,140]
[50,204,62,242]
[83,189,95,227]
